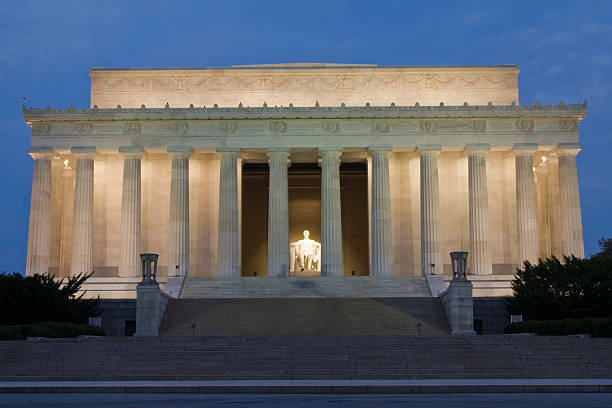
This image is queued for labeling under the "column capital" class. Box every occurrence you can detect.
[266,148,290,157]
[512,143,538,156]
[119,146,144,159]
[465,143,491,155]
[71,146,98,159]
[319,148,343,158]
[417,144,442,156]
[167,146,192,158]
[556,143,581,157]
[28,146,54,160]
[368,147,392,157]
[216,147,241,154]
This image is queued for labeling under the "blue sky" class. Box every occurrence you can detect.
[0,0,610,273]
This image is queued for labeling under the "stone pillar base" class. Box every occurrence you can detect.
[440,280,476,335]
[134,282,169,337]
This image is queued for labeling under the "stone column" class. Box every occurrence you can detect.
[547,153,562,257]
[59,163,75,277]
[320,149,343,277]
[418,145,442,275]
[25,147,53,276]
[535,161,551,259]
[168,147,192,277]
[369,148,392,276]
[217,148,241,278]
[267,149,290,277]
[467,144,492,275]
[118,146,143,278]
[70,146,97,276]
[557,143,585,258]
[514,143,539,264]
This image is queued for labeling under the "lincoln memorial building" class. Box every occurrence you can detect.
[22,64,586,298]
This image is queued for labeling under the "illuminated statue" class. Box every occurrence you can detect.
[290,230,321,272]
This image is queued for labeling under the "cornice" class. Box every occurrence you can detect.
[22,103,587,124]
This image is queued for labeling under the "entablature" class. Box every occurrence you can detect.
[23,104,585,152]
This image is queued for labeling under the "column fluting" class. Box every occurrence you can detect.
[70,146,97,276]
[514,143,539,265]
[320,149,343,277]
[547,153,562,257]
[267,150,290,277]
[217,148,241,278]
[118,146,143,278]
[467,144,492,275]
[369,148,392,276]
[418,145,442,275]
[557,143,585,258]
[535,162,551,258]
[168,147,191,277]
[26,147,53,276]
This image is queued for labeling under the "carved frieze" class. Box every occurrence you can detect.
[371,121,390,133]
[96,72,518,93]
[322,121,340,133]
[420,120,437,132]
[220,121,238,134]
[559,119,578,131]
[75,122,93,134]
[172,121,189,134]
[32,123,51,135]
[470,120,486,132]
[517,119,534,131]
[269,121,287,133]
[123,122,141,136]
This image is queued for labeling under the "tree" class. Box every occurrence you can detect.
[595,237,612,259]
[0,272,100,326]
[507,255,612,320]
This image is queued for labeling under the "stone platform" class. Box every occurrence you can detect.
[180,276,430,299]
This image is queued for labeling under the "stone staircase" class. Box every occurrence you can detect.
[159,298,450,336]
[1,336,611,381]
[180,276,430,298]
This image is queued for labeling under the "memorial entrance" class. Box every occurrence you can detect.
[241,160,368,277]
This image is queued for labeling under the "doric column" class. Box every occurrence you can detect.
[217,148,241,278]
[267,149,290,277]
[118,146,143,278]
[168,147,191,277]
[514,143,539,264]
[418,145,442,275]
[547,153,562,257]
[320,149,343,277]
[59,162,74,278]
[535,161,551,258]
[467,144,492,275]
[369,148,392,276]
[26,147,53,276]
[557,143,585,258]
[70,146,97,276]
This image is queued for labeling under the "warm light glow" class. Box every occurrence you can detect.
[542,156,547,163]
[64,159,69,167]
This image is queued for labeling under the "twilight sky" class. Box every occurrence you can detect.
[0,0,611,273]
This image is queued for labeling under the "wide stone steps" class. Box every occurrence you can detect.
[1,336,611,381]
[180,276,431,298]
[159,297,449,336]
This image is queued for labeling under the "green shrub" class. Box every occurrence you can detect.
[506,256,612,320]
[505,316,612,338]
[0,272,100,325]
[0,322,105,340]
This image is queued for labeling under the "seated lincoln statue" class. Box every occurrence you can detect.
[290,230,321,273]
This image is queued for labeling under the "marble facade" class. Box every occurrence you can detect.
[23,64,586,293]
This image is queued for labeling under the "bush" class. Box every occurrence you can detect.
[506,256,612,320]
[0,272,100,325]
[504,316,612,338]
[0,322,105,340]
